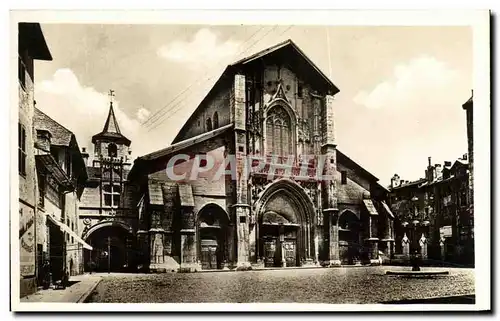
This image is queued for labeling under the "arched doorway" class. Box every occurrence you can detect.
[338,210,361,265]
[83,223,136,273]
[254,179,315,268]
[197,204,229,270]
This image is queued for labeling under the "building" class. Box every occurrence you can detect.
[389,156,473,266]
[128,40,395,272]
[389,93,474,266]
[78,97,138,273]
[18,23,52,297]
[33,108,90,287]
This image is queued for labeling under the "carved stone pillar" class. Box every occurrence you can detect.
[179,207,199,272]
[320,94,341,267]
[234,205,251,270]
[364,213,380,265]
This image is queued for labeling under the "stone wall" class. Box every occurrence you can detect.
[19,59,38,297]
[175,87,232,142]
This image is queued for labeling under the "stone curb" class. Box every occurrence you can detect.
[76,278,102,303]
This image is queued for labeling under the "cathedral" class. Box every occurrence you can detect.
[77,40,395,273]
[124,39,396,272]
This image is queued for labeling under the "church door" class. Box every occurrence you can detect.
[200,240,218,270]
[283,240,297,267]
[263,238,277,267]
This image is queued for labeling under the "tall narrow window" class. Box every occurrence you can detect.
[206,118,212,131]
[18,123,26,176]
[38,174,45,207]
[297,82,303,98]
[213,112,219,129]
[265,106,292,156]
[18,56,26,89]
[108,143,118,158]
[341,171,347,185]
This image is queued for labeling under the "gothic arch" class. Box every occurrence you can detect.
[253,178,316,266]
[338,209,362,264]
[338,208,361,222]
[82,220,133,241]
[262,103,297,156]
[196,203,230,270]
[196,202,230,222]
[82,220,136,272]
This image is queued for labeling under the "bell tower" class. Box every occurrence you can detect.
[91,90,132,168]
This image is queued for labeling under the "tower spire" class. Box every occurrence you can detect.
[102,89,121,134]
[91,89,131,147]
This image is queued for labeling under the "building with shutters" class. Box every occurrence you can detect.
[33,108,90,284]
[128,40,396,272]
[388,155,473,266]
[18,23,53,297]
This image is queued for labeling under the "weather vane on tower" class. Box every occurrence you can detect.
[108,89,115,106]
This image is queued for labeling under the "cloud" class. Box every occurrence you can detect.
[157,28,241,69]
[136,107,151,122]
[353,55,460,110]
[35,68,151,160]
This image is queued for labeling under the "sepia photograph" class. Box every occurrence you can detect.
[10,9,490,312]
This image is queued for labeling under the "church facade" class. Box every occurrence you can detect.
[128,40,395,272]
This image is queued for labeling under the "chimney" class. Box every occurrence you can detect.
[390,174,401,188]
[444,161,452,167]
[81,147,89,166]
[426,156,435,183]
[435,164,443,179]
[463,153,468,161]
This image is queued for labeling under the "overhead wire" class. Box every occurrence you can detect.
[141,25,268,128]
[146,25,295,134]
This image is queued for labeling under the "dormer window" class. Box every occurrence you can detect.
[108,143,118,158]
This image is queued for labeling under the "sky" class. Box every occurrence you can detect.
[33,24,473,186]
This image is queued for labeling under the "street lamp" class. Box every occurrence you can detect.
[401,195,431,271]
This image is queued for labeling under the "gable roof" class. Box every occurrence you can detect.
[92,102,131,146]
[19,23,52,61]
[336,149,379,182]
[138,123,233,162]
[33,108,88,181]
[34,108,73,146]
[172,39,340,144]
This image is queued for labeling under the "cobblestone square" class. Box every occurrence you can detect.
[87,266,474,304]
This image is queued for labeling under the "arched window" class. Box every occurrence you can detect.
[265,106,292,156]
[213,112,219,129]
[206,118,212,131]
[108,143,118,158]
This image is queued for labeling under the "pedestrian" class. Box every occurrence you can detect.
[42,260,51,289]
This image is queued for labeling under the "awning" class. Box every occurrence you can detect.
[46,214,93,250]
[363,199,378,216]
[35,155,73,190]
[381,201,395,219]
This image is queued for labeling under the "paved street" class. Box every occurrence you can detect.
[86,266,474,303]
[21,274,101,303]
